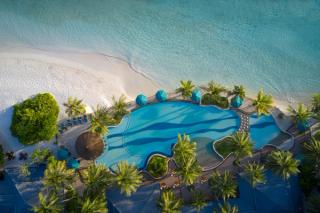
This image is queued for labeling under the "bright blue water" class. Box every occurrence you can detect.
[96,101,240,170]
[0,1,319,104]
[250,114,282,149]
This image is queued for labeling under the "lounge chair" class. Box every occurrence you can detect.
[83,114,88,123]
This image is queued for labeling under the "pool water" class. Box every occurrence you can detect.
[249,114,284,149]
[96,101,240,170]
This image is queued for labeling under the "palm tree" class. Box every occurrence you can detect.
[43,157,75,191]
[19,163,30,177]
[214,202,238,213]
[90,105,115,137]
[111,95,128,122]
[63,96,86,117]
[208,171,237,201]
[113,161,142,196]
[177,157,202,186]
[232,85,245,99]
[31,148,51,164]
[288,103,311,128]
[205,81,227,96]
[79,195,107,213]
[266,150,299,180]
[191,191,207,212]
[303,138,320,168]
[158,189,183,213]
[311,93,320,117]
[305,192,320,213]
[176,80,195,99]
[243,162,266,187]
[33,192,63,213]
[81,164,113,197]
[173,134,197,166]
[229,132,253,165]
[253,90,273,116]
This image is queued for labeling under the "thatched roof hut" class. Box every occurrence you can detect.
[75,132,104,160]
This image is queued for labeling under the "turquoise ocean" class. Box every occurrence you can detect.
[0,0,319,104]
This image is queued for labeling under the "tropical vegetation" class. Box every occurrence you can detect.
[232,85,245,99]
[266,150,299,180]
[205,81,227,96]
[190,191,207,212]
[31,148,51,164]
[311,93,320,119]
[176,80,195,99]
[202,81,229,108]
[173,134,201,185]
[63,96,86,117]
[208,171,237,201]
[303,138,320,169]
[113,161,142,196]
[158,189,183,213]
[214,137,234,158]
[10,93,59,144]
[288,103,311,131]
[146,155,169,178]
[243,162,266,187]
[90,105,115,137]
[33,192,63,213]
[253,90,273,116]
[111,94,129,123]
[305,192,320,213]
[19,163,30,177]
[214,202,238,213]
[229,132,253,165]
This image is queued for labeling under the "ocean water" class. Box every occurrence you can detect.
[0,0,319,104]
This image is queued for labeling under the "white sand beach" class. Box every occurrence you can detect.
[0,47,159,152]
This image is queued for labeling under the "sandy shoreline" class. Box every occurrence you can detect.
[0,46,159,151]
[0,46,291,152]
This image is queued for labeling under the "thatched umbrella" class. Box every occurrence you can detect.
[75,132,104,160]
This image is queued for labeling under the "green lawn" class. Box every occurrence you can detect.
[213,137,234,158]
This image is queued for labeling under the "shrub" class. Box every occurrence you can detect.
[11,93,59,145]
[214,137,233,158]
[298,163,318,196]
[146,155,168,178]
[202,94,229,109]
[0,145,4,168]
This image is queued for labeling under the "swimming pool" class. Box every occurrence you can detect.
[250,114,288,149]
[96,101,240,170]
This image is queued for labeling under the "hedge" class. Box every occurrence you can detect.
[202,94,229,109]
[10,93,59,145]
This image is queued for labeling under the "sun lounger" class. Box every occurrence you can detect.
[83,114,88,123]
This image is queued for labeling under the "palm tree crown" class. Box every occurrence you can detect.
[176,80,195,99]
[288,103,311,125]
[303,138,320,168]
[43,157,75,191]
[111,95,128,122]
[205,81,227,96]
[82,164,113,197]
[63,96,86,117]
[158,189,183,213]
[214,202,238,213]
[114,161,142,196]
[232,85,246,99]
[243,162,266,187]
[266,150,299,180]
[90,105,115,137]
[177,157,202,186]
[230,132,253,165]
[19,163,30,177]
[173,134,197,166]
[253,90,273,116]
[191,191,207,212]
[208,171,237,201]
[79,195,107,213]
[33,192,63,213]
[311,93,320,116]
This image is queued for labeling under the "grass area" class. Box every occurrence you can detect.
[202,94,229,109]
[146,155,169,178]
[213,137,233,158]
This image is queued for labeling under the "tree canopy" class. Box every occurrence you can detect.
[10,93,59,145]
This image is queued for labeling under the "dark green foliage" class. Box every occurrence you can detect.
[298,163,318,196]
[214,137,233,158]
[0,145,4,167]
[202,94,229,109]
[146,155,168,178]
[305,192,320,213]
[11,93,59,145]
[314,132,320,141]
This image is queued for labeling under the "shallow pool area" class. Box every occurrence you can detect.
[250,114,289,149]
[96,101,240,170]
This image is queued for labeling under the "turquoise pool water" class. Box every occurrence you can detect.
[96,101,240,170]
[250,114,284,149]
[0,1,319,104]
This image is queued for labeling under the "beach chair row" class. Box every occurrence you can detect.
[58,114,93,134]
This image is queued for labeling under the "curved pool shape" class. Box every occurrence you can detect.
[97,101,240,170]
[250,114,283,149]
